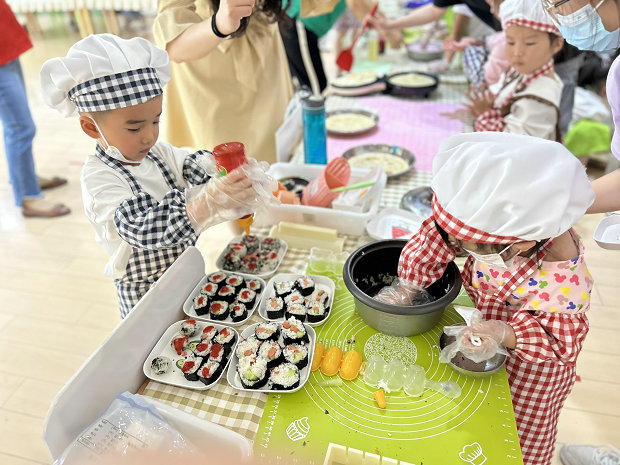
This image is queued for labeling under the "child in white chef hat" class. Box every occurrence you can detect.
[40,34,276,318]
[395,132,593,465]
[466,0,565,141]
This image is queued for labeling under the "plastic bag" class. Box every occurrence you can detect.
[374,278,433,306]
[54,392,200,465]
[440,309,509,364]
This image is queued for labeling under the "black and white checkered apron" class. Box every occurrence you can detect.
[95,147,199,318]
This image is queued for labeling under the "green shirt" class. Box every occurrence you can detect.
[285,0,347,38]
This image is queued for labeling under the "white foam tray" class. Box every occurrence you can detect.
[594,215,620,250]
[215,234,288,280]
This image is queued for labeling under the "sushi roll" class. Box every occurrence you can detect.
[241,234,260,254]
[214,327,236,349]
[309,288,329,306]
[201,325,218,341]
[180,319,199,337]
[198,360,222,386]
[265,296,285,320]
[245,278,262,293]
[229,301,248,323]
[217,284,237,303]
[273,280,293,299]
[261,237,281,252]
[193,340,212,358]
[270,362,300,390]
[150,356,172,375]
[193,294,210,316]
[171,335,189,355]
[178,348,196,361]
[237,288,256,308]
[200,281,219,298]
[226,242,247,260]
[225,274,245,289]
[209,343,226,363]
[284,303,306,322]
[284,291,305,307]
[209,301,229,321]
[255,322,279,342]
[258,340,283,368]
[261,251,280,272]
[241,253,260,274]
[180,357,203,381]
[295,276,315,297]
[306,301,327,323]
[208,272,228,286]
[235,336,262,360]
[222,251,242,272]
[281,317,309,345]
[237,354,268,389]
[283,344,308,370]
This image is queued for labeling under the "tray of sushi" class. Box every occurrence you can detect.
[183,270,265,326]
[215,234,288,279]
[226,319,316,393]
[144,319,239,390]
[258,274,335,326]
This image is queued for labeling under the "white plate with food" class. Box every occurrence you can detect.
[143,319,239,390]
[183,271,265,326]
[215,234,288,279]
[326,109,379,136]
[226,320,316,393]
[341,144,415,178]
[258,273,335,326]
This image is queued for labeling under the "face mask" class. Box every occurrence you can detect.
[556,1,620,53]
[90,118,139,164]
[464,244,519,269]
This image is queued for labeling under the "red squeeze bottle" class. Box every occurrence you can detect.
[212,142,254,235]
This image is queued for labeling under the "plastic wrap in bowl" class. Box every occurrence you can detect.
[342,239,461,336]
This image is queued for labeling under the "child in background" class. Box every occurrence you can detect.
[467,0,564,141]
[393,132,594,465]
[40,34,275,318]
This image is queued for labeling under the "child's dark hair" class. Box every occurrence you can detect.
[577,52,610,92]
[211,0,291,38]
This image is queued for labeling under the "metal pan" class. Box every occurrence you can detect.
[385,71,439,98]
[341,143,415,178]
[326,109,379,136]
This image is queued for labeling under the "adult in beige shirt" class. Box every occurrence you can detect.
[153,0,293,163]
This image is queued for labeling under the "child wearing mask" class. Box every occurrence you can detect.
[391,132,594,465]
[467,0,565,140]
[40,34,275,318]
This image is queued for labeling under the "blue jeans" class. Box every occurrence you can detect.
[0,58,41,206]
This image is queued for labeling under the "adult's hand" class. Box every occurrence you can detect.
[215,0,255,36]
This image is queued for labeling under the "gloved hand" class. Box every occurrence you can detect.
[374,279,432,306]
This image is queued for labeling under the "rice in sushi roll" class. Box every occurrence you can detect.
[209,301,229,321]
[201,325,218,341]
[229,301,248,323]
[214,327,236,350]
[261,251,280,272]
[181,357,203,381]
[283,344,308,369]
[273,281,293,298]
[201,282,219,298]
[209,343,226,363]
[266,296,285,320]
[270,362,300,390]
[284,291,305,307]
[258,340,283,368]
[235,336,262,359]
[225,274,245,289]
[150,356,172,375]
[208,272,228,285]
[241,234,260,254]
[217,284,237,303]
[237,288,256,308]
[284,303,306,322]
[171,335,189,355]
[193,294,210,316]
[261,237,281,252]
[281,317,309,345]
[193,341,212,358]
[237,354,268,389]
[295,276,315,296]
[198,360,222,386]
[180,319,199,337]
[245,278,262,292]
[306,300,327,323]
[255,322,279,342]
[309,288,330,306]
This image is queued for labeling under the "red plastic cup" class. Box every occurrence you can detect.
[302,157,351,208]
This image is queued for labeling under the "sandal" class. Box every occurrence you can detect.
[38,176,68,190]
[22,203,71,218]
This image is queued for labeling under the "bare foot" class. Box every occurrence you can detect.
[22,198,71,218]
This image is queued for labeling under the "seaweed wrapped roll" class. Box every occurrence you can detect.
[180,319,199,337]
[237,288,256,308]
[295,276,315,296]
[245,278,262,292]
[281,317,309,345]
[261,237,281,252]
[201,325,218,341]
[258,340,283,368]
[283,344,308,369]
[266,296,285,319]
[270,362,300,390]
[209,343,226,363]
[285,303,306,322]
[193,294,209,316]
[284,291,305,307]
[261,251,280,272]
[208,272,228,285]
[214,327,236,349]
[255,322,279,342]
[242,234,260,254]
[209,301,229,321]
[198,360,222,386]
[309,288,329,306]
[229,301,248,323]
[193,341,212,358]
[273,281,293,298]
[306,301,327,323]
[181,357,203,381]
[226,274,245,289]
[217,284,237,303]
[237,354,268,389]
[201,282,219,297]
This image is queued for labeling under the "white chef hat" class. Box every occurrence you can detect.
[40,33,170,117]
[430,132,593,242]
[499,0,561,36]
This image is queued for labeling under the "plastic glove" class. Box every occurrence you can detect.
[374,278,432,306]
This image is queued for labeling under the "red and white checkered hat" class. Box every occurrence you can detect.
[499,0,561,36]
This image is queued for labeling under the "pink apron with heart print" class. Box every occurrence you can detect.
[465,230,591,465]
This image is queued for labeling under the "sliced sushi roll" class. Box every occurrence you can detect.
[237,288,256,309]
[193,294,210,316]
[245,278,262,293]
[266,296,285,320]
[214,327,236,350]
[273,280,293,298]
[222,251,242,272]
[209,343,227,363]
[270,362,300,390]
[180,356,203,381]
[200,281,219,298]
[295,276,315,297]
[209,300,229,321]
[283,344,308,370]
[261,237,281,252]
[306,300,327,323]
[237,354,268,389]
[178,348,196,361]
[235,336,262,360]
[309,288,330,306]
[201,325,218,341]
[284,291,305,308]
[229,301,248,323]
[261,251,280,272]
[180,319,199,337]
[150,356,172,375]
[241,234,260,254]
[187,340,201,353]
[208,272,228,286]
[198,360,222,386]
[217,284,237,303]
[281,317,309,346]
[258,340,283,368]
[171,335,189,355]
[193,340,212,358]
[255,322,280,342]
[284,303,307,322]
[225,274,245,289]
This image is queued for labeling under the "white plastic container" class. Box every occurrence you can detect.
[256,163,386,236]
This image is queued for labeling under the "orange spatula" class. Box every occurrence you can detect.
[335,2,379,72]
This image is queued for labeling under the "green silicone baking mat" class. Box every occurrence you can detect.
[254,279,523,465]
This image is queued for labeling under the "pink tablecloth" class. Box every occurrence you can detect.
[327,95,465,172]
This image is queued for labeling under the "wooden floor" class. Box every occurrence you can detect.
[0,14,618,465]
